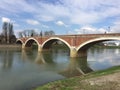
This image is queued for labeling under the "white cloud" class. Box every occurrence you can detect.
[56,21,67,27]
[35,0,120,25]
[64,0,120,24]
[41,24,49,29]
[0,0,36,14]
[2,17,10,22]
[69,11,99,25]
[56,21,64,26]
[75,25,107,34]
[26,19,40,25]
[113,20,120,25]
[0,0,120,34]
[110,20,120,33]
[38,15,54,22]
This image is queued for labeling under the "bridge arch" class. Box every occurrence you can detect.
[77,37,120,52]
[16,39,24,45]
[24,37,41,48]
[42,37,71,50]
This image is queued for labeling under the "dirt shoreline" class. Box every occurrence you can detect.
[35,66,120,90]
[81,72,120,90]
[0,44,21,49]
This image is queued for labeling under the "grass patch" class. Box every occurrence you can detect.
[34,66,120,90]
[83,66,120,79]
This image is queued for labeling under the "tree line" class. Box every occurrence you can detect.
[18,29,55,38]
[0,22,16,44]
[0,21,55,44]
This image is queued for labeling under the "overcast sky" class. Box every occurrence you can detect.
[0,0,120,36]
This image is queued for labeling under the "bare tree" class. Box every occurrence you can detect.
[18,32,23,38]
[1,22,16,44]
[44,30,55,36]
[2,22,8,43]
[9,23,15,43]
[17,30,55,38]
[18,29,39,38]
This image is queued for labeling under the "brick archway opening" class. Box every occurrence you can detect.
[77,37,120,57]
[25,38,41,50]
[25,39,37,47]
[16,40,23,45]
[42,38,71,52]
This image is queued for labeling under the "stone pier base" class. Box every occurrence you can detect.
[70,47,87,57]
[70,47,77,57]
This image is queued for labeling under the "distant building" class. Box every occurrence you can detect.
[103,41,120,46]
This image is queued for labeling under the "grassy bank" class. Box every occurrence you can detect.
[35,66,120,90]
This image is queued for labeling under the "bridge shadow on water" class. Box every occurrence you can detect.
[58,57,93,77]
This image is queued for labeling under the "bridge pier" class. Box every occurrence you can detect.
[38,45,42,52]
[70,47,87,57]
[22,44,33,50]
[70,47,77,57]
[22,44,25,49]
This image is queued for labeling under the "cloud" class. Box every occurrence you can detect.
[69,12,99,25]
[0,0,120,34]
[56,20,67,27]
[35,0,120,25]
[0,0,36,14]
[75,25,107,34]
[26,19,40,25]
[13,23,19,27]
[110,20,120,33]
[2,17,10,22]
[41,24,49,28]
[37,15,55,22]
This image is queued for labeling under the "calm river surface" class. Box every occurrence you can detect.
[0,47,120,90]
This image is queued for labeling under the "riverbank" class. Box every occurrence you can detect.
[35,66,120,90]
[0,44,21,49]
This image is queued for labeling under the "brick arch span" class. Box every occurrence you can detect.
[42,37,71,50]
[16,39,24,45]
[77,37,120,52]
[25,37,41,47]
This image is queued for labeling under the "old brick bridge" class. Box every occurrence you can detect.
[16,33,120,57]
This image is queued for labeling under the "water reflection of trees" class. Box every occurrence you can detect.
[0,50,13,69]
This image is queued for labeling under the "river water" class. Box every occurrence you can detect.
[0,47,120,90]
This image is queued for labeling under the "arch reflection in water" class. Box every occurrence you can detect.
[21,49,93,77]
[35,52,46,64]
[21,49,55,64]
[21,50,46,64]
[41,52,93,77]
[59,57,93,77]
